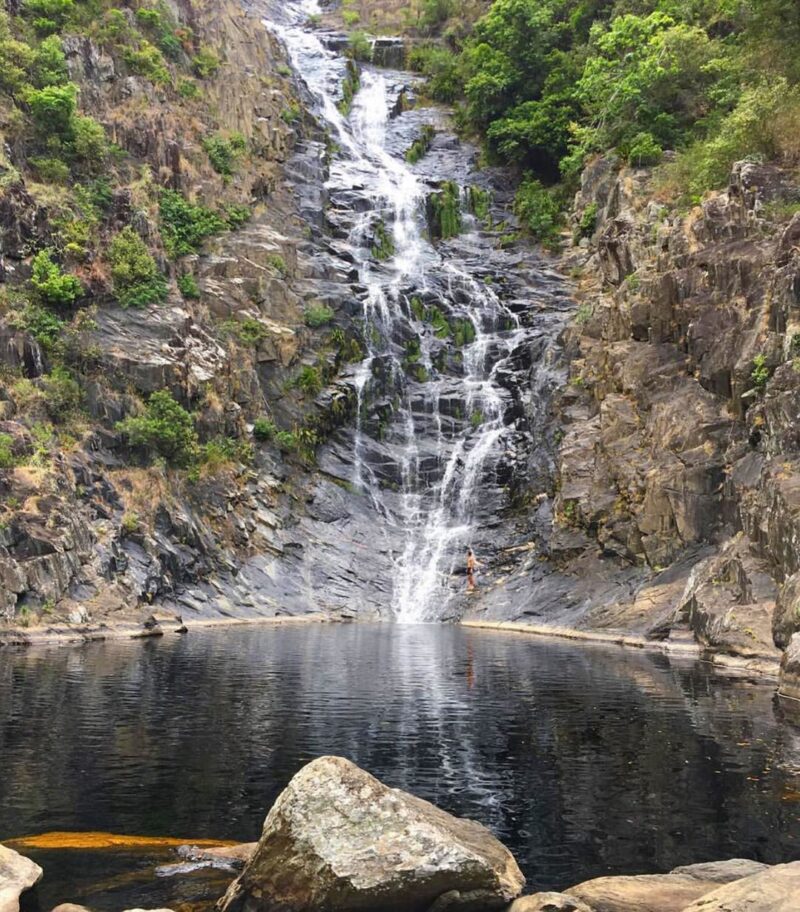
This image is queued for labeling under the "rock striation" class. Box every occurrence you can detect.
[218,755,525,912]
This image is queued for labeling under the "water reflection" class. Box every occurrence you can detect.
[1,624,799,906]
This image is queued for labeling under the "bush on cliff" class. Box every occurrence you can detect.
[30,250,82,307]
[117,390,198,466]
[109,227,168,309]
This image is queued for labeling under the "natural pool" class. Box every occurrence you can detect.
[1,624,799,909]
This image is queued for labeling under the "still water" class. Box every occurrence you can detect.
[1,624,799,908]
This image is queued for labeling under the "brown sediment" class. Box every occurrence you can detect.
[7,832,239,851]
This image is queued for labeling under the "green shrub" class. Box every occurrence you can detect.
[294,365,323,396]
[178,78,199,99]
[576,202,598,240]
[514,177,561,243]
[30,249,82,306]
[192,46,220,78]
[33,34,67,87]
[23,0,74,33]
[221,317,268,346]
[30,156,70,183]
[109,227,168,308]
[117,389,198,466]
[347,31,372,63]
[408,45,462,103]
[626,132,663,167]
[267,253,288,275]
[72,114,109,170]
[200,436,253,472]
[0,433,15,469]
[40,366,81,418]
[15,304,64,350]
[224,204,251,230]
[304,304,335,328]
[281,103,301,124]
[123,41,170,84]
[752,354,770,391]
[26,83,77,138]
[253,417,276,441]
[426,181,462,240]
[203,132,246,177]
[159,189,227,257]
[406,124,436,164]
[177,272,200,299]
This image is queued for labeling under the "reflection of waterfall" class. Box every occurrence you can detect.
[269,2,553,621]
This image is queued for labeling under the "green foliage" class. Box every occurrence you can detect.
[408,45,462,103]
[23,0,74,34]
[117,390,198,466]
[27,82,77,137]
[123,40,170,84]
[109,227,168,308]
[192,46,220,78]
[751,353,770,391]
[305,304,335,328]
[427,181,462,240]
[625,132,663,167]
[406,124,436,164]
[576,202,598,239]
[203,132,246,177]
[15,304,64,350]
[0,433,15,469]
[177,272,200,299]
[294,365,323,396]
[339,58,361,115]
[372,220,396,260]
[347,31,372,62]
[159,189,227,258]
[33,35,67,87]
[514,177,562,242]
[267,253,288,275]
[225,204,252,230]
[30,249,82,306]
[40,366,81,419]
[221,317,268,346]
[253,417,276,441]
[280,103,301,124]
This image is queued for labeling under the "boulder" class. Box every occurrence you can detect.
[565,873,721,912]
[680,861,800,911]
[669,859,769,883]
[507,893,594,912]
[779,634,800,701]
[0,845,43,912]
[177,843,257,868]
[217,756,524,912]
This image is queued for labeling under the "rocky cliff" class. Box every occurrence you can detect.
[466,153,800,693]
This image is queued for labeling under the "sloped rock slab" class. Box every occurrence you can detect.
[565,873,720,912]
[680,861,800,911]
[507,893,594,912]
[669,859,769,884]
[0,844,43,912]
[218,755,524,912]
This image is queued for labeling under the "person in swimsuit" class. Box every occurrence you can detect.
[466,548,477,592]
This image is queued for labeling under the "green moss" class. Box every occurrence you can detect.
[405,124,436,164]
[372,219,395,260]
[427,181,462,240]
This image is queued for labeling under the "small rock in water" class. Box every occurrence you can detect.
[217,755,524,912]
[0,844,43,912]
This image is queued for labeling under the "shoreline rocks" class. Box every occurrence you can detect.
[0,844,43,912]
[218,755,525,912]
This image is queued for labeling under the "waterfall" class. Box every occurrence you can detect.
[268,2,553,622]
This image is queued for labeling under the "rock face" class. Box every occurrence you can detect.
[680,861,800,911]
[507,894,593,912]
[218,756,524,912]
[0,844,43,912]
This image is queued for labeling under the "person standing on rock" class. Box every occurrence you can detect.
[466,548,478,592]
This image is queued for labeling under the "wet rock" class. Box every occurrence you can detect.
[778,633,800,701]
[218,755,524,912]
[177,843,257,868]
[507,894,593,912]
[0,844,43,912]
[566,872,721,912]
[680,861,800,911]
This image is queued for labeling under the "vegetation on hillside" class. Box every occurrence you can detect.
[409,0,800,235]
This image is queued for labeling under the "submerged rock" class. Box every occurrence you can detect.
[0,845,43,912]
[680,861,800,911]
[217,755,524,912]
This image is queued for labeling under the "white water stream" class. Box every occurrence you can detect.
[269,1,533,621]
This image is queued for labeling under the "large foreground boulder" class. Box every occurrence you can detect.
[218,756,524,912]
[0,845,43,912]
[680,861,800,911]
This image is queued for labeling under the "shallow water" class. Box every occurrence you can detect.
[1,624,799,908]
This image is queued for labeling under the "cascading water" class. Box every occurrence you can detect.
[268,1,564,621]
